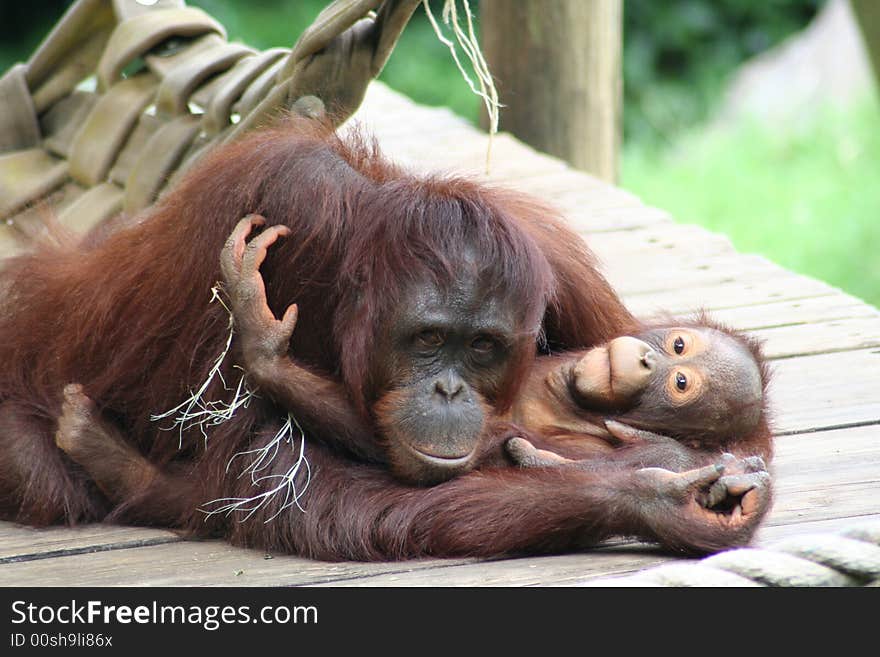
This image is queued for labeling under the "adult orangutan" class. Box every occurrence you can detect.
[218,215,771,469]
[53,215,771,474]
[0,118,769,560]
[211,215,769,467]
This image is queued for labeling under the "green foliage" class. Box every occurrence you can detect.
[622,97,880,307]
[0,0,69,73]
[623,0,822,144]
[4,1,873,309]
[3,0,822,138]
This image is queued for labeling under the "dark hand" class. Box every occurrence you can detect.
[633,453,772,548]
[219,215,299,366]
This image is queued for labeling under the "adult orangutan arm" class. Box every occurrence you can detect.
[219,215,380,462]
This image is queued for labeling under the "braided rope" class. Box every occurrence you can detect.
[580,519,880,587]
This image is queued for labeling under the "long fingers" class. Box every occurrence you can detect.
[740,472,773,517]
[241,224,292,276]
[671,462,726,493]
[221,215,266,281]
[506,437,572,468]
[739,455,767,474]
[280,304,300,339]
[706,470,772,512]
[637,462,725,498]
[604,420,680,447]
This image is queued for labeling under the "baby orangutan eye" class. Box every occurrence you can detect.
[675,371,688,391]
[673,336,685,354]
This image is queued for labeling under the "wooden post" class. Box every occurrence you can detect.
[851,0,880,90]
[480,0,622,183]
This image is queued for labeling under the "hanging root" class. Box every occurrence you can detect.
[424,0,501,172]
[150,285,257,448]
[200,413,312,522]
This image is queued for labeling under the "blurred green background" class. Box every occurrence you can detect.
[2,0,877,306]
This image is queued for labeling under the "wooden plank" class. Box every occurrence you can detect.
[0,540,473,587]
[602,252,784,296]
[765,479,880,530]
[585,223,737,259]
[707,294,878,331]
[622,270,839,317]
[749,315,880,359]
[771,424,880,470]
[503,175,642,208]
[763,425,880,530]
[312,546,674,587]
[371,131,572,184]
[551,205,671,233]
[0,222,25,259]
[0,522,179,563]
[1,72,876,588]
[769,348,880,434]
[756,514,880,544]
[356,94,609,200]
[353,83,474,141]
[557,193,652,217]
[357,84,665,231]
[511,167,612,196]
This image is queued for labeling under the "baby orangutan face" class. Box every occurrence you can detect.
[549,326,765,445]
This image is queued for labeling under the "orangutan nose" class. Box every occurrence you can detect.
[434,372,465,401]
[608,337,655,401]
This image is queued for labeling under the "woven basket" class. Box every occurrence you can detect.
[0,0,418,255]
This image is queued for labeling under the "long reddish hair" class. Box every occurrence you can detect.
[0,117,555,454]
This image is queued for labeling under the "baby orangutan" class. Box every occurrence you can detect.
[54,216,772,532]
[508,321,771,470]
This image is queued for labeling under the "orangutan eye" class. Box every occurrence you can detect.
[416,330,444,348]
[675,371,688,391]
[470,336,496,353]
[673,336,685,354]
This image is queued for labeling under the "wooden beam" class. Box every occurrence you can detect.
[480,0,622,182]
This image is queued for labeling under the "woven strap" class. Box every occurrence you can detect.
[124,114,201,213]
[26,0,116,112]
[200,48,288,136]
[0,0,419,235]
[232,57,289,119]
[0,65,42,152]
[57,182,125,235]
[97,6,225,90]
[155,40,254,116]
[40,92,99,159]
[69,72,159,186]
[0,150,69,218]
[111,0,185,22]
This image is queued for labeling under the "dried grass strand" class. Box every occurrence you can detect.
[200,413,311,522]
[150,285,257,447]
[424,0,501,172]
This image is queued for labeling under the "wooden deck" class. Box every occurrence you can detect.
[2,83,879,586]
